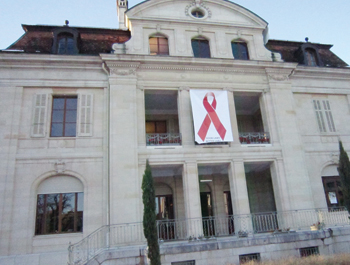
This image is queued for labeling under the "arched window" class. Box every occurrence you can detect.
[305,48,318,66]
[57,33,75,55]
[191,38,210,58]
[231,41,249,60]
[52,28,79,55]
[35,176,84,235]
[149,35,169,55]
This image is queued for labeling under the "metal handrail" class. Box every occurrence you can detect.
[146,133,182,146]
[68,207,349,264]
[239,132,270,144]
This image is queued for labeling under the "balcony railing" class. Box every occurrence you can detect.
[146,133,182,146]
[68,207,349,265]
[239,132,270,144]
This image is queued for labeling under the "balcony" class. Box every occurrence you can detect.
[239,132,270,145]
[69,207,350,265]
[146,133,182,146]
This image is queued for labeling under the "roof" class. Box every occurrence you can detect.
[266,39,348,68]
[5,24,131,55]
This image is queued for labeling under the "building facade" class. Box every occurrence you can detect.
[0,0,350,264]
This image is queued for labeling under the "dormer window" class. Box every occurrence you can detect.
[191,38,210,58]
[149,35,169,55]
[295,43,323,67]
[231,41,249,60]
[52,28,79,55]
[305,48,318,66]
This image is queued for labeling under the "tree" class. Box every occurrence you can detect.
[337,141,350,214]
[141,160,161,265]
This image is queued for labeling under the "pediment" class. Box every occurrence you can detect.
[126,0,267,28]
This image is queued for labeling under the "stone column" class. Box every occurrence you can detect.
[228,161,252,234]
[178,88,195,146]
[137,87,146,147]
[182,161,203,237]
[227,90,240,147]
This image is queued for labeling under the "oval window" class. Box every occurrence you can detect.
[191,9,204,18]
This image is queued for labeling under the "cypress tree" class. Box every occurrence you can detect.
[337,141,350,214]
[141,160,161,265]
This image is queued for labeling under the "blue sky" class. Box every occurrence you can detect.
[1,0,349,65]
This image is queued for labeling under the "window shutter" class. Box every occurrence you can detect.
[31,94,48,137]
[313,100,326,133]
[323,100,336,132]
[77,94,93,136]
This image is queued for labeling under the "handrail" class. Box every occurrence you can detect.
[146,133,182,146]
[68,207,349,264]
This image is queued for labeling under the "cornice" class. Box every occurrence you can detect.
[292,66,350,80]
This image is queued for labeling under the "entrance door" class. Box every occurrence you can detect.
[200,192,215,236]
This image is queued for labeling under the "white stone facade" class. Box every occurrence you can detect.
[0,0,350,264]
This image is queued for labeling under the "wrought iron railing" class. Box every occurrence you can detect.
[239,132,270,144]
[68,208,349,264]
[146,133,182,146]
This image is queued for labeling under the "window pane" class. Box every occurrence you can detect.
[66,38,75,55]
[65,110,77,122]
[53,98,65,110]
[65,123,77,137]
[66,98,77,110]
[51,123,63,137]
[46,194,60,234]
[232,42,249,60]
[58,38,67,54]
[149,38,158,45]
[158,38,168,45]
[192,40,200,57]
[200,41,210,58]
[35,195,45,235]
[61,193,75,232]
[52,110,64,122]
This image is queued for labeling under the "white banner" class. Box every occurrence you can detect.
[190,90,234,144]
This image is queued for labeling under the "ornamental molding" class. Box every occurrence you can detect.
[265,68,293,82]
[54,159,66,173]
[331,153,339,164]
[185,1,212,18]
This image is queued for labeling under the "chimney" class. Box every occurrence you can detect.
[117,0,128,29]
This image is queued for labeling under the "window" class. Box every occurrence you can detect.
[51,96,77,137]
[305,48,318,66]
[191,38,210,58]
[35,175,84,235]
[239,253,261,264]
[35,192,83,235]
[322,176,344,208]
[231,42,249,60]
[191,9,204,18]
[313,100,336,133]
[57,33,76,55]
[31,94,93,138]
[149,36,169,55]
[300,247,319,257]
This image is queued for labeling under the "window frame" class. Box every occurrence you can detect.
[35,192,84,235]
[149,35,169,56]
[50,96,78,137]
[322,176,344,208]
[313,99,336,133]
[191,38,211,58]
[231,41,249,60]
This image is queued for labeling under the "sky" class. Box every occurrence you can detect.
[1,0,349,65]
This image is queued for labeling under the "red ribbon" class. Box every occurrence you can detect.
[198,92,226,141]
